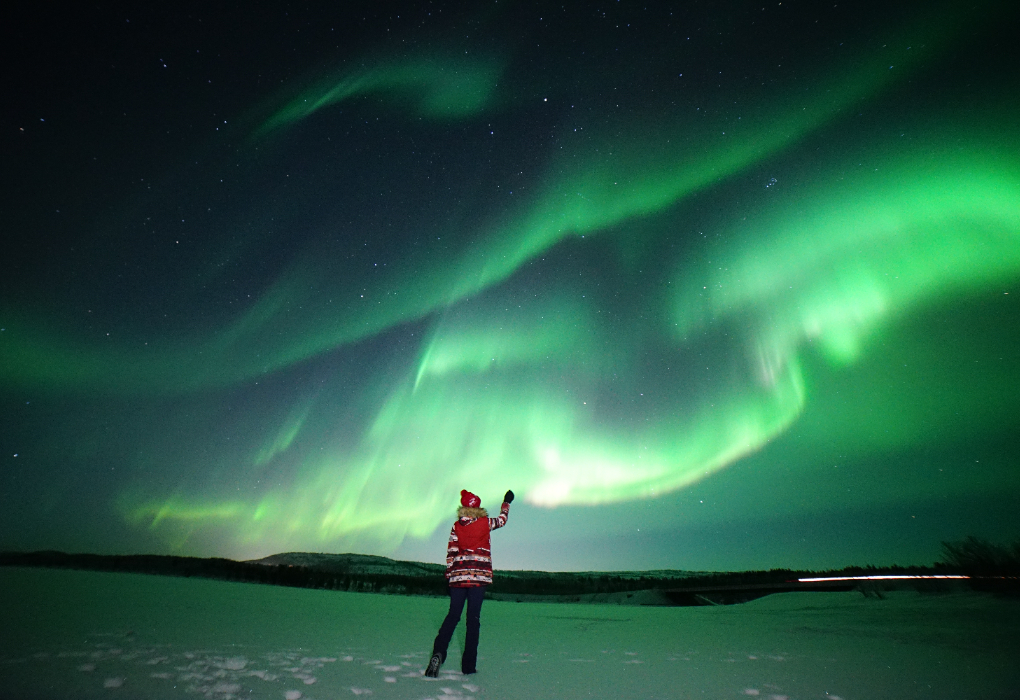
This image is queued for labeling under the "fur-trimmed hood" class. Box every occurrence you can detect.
[457,506,488,520]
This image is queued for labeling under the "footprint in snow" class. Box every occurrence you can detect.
[211,682,241,695]
[217,656,247,671]
[430,688,473,700]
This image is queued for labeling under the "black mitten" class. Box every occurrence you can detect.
[504,489,515,504]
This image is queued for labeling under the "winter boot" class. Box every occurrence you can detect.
[424,653,443,678]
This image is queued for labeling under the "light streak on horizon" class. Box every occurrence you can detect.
[798,575,970,582]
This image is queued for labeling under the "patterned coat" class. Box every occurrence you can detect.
[445,502,510,587]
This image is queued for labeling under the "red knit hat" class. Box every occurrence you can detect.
[460,489,480,508]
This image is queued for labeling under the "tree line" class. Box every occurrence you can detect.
[2,536,1015,601]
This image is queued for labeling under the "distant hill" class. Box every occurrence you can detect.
[246,552,445,577]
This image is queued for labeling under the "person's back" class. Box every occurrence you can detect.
[425,488,514,677]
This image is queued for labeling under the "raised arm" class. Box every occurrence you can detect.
[489,490,514,531]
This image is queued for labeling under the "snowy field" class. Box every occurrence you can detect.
[2,567,1018,700]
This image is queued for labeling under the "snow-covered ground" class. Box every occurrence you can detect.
[2,567,1017,699]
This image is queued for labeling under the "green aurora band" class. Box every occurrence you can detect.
[117,139,1020,550]
[254,52,506,138]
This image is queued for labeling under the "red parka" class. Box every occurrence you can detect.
[445,502,510,586]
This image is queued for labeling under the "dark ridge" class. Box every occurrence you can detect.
[248,551,446,577]
[3,547,1016,605]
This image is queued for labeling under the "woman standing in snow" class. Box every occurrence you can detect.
[425,488,514,677]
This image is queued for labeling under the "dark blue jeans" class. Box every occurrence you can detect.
[432,585,486,673]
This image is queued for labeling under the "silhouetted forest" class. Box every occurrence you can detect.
[939,536,1020,577]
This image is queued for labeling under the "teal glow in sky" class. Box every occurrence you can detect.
[2,0,1018,571]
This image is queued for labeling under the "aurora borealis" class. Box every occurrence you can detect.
[2,0,1018,571]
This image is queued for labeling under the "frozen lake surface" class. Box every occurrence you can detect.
[2,567,1018,699]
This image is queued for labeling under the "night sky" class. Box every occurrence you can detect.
[3,0,1018,572]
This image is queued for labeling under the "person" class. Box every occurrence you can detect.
[425,488,514,677]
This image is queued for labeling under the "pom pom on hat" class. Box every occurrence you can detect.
[460,489,481,508]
